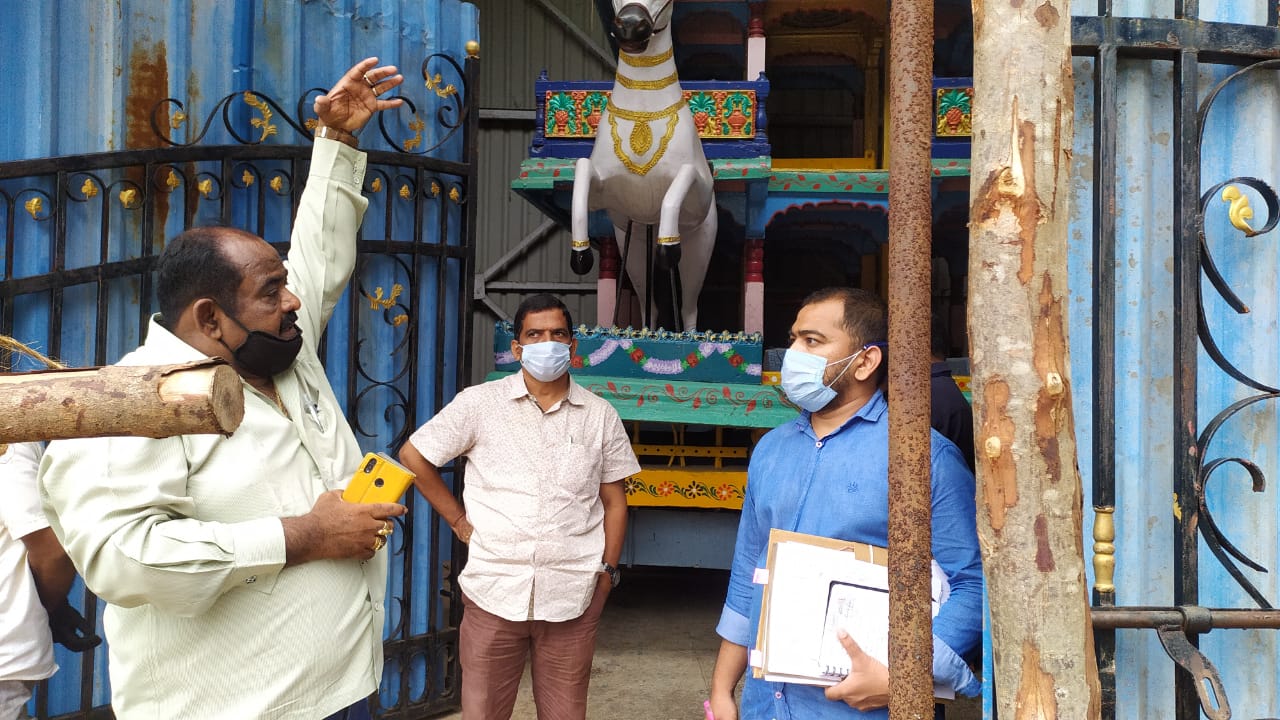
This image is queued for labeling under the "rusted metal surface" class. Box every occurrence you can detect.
[885,0,935,716]
[1093,606,1280,630]
[1156,625,1230,720]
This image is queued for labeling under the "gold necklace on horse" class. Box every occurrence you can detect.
[606,97,685,176]
[619,46,673,68]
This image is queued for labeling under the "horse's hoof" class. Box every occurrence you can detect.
[570,249,594,275]
[657,243,682,270]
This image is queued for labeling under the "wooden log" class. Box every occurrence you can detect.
[0,359,245,445]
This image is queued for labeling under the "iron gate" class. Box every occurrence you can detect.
[1072,2,1280,718]
[0,51,477,719]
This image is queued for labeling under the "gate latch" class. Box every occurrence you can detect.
[1155,605,1230,720]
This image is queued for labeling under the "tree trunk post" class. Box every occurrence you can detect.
[969,0,1102,717]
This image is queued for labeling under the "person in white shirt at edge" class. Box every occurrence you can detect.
[397,293,640,720]
[1,442,100,720]
[38,59,408,720]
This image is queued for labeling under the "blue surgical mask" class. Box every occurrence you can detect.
[780,345,876,412]
[519,341,572,382]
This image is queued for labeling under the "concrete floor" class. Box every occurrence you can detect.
[436,566,981,720]
[438,566,727,720]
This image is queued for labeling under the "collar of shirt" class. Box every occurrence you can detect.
[501,370,588,409]
[931,361,953,378]
[792,388,888,441]
[143,314,214,362]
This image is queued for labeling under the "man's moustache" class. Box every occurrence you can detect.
[280,312,300,335]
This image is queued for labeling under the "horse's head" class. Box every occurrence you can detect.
[611,0,673,54]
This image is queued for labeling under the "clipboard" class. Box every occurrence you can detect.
[753,529,886,679]
[750,528,954,700]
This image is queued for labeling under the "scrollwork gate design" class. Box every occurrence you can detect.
[1076,8,1280,717]
[0,50,477,719]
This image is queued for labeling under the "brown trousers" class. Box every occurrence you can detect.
[459,587,608,720]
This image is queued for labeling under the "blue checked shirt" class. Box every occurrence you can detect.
[717,390,983,719]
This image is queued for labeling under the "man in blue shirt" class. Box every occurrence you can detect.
[930,316,975,470]
[708,287,983,720]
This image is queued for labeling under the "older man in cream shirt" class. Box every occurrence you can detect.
[39,59,407,720]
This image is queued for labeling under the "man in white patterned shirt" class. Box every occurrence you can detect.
[39,59,407,720]
[398,293,639,720]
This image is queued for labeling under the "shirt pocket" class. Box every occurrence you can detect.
[560,441,603,499]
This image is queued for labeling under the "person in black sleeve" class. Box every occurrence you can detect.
[929,316,975,470]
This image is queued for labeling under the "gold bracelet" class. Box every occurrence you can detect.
[315,125,359,149]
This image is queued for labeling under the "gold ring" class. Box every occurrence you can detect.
[373,535,386,552]
[363,72,377,88]
[377,521,393,537]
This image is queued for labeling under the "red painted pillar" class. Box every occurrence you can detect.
[743,238,764,334]
[597,234,621,327]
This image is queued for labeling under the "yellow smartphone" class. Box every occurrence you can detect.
[343,452,416,504]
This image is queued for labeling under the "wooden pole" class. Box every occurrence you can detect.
[886,0,935,716]
[969,0,1102,716]
[0,359,245,445]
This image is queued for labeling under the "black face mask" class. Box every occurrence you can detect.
[218,307,303,379]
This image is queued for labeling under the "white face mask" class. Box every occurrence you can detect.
[519,341,572,382]
[779,343,882,412]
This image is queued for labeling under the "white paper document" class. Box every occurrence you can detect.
[755,536,954,700]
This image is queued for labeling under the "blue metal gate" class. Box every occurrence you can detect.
[0,2,479,717]
[1069,1,1280,717]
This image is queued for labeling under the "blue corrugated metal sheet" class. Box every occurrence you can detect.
[1,1,478,716]
[1069,1,1280,716]
[2,1,479,160]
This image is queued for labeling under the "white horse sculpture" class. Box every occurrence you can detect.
[570,0,717,332]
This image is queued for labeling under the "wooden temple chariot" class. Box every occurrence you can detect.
[508,0,975,556]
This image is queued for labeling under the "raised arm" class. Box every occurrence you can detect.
[287,58,405,341]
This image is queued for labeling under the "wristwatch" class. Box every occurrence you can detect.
[600,562,621,588]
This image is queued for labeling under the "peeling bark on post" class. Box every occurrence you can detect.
[969,0,1101,717]
[0,359,245,445]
